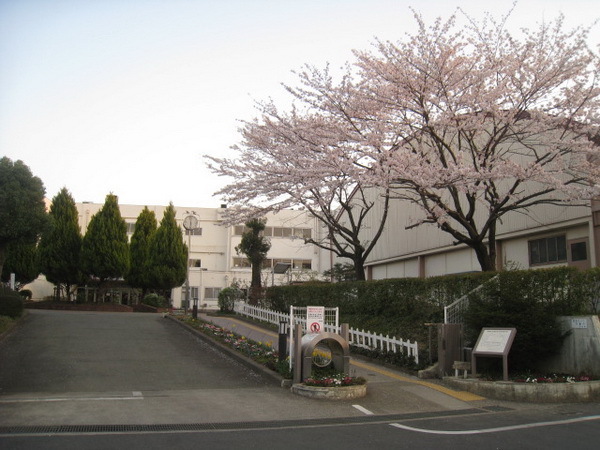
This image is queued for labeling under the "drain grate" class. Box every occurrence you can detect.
[0,407,508,435]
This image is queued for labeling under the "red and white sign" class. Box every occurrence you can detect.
[307,306,325,334]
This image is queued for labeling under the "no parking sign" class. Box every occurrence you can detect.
[307,306,325,334]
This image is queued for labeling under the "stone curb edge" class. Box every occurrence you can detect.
[165,315,287,387]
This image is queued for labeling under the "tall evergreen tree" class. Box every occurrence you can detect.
[0,157,48,276]
[235,218,271,302]
[38,188,83,301]
[147,203,187,296]
[81,194,129,293]
[1,239,40,289]
[126,206,157,298]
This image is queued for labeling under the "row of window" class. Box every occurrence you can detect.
[233,225,312,239]
[187,286,221,300]
[232,257,312,270]
[528,235,587,265]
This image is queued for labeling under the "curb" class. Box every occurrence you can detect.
[443,377,600,403]
[165,315,288,387]
[290,383,367,400]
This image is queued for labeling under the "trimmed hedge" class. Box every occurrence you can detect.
[0,287,24,318]
[265,272,497,344]
[265,266,599,373]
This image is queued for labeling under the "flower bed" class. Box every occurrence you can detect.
[304,373,366,387]
[177,316,285,374]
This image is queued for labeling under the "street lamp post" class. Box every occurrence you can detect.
[182,212,199,314]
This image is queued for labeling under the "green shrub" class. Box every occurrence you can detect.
[218,286,241,313]
[19,289,32,301]
[0,289,24,318]
[142,293,167,308]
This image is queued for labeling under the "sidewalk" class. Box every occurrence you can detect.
[198,313,489,412]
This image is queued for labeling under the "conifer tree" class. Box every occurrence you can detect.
[81,194,129,292]
[126,206,157,298]
[1,239,40,289]
[147,203,187,297]
[39,188,83,300]
[0,157,48,276]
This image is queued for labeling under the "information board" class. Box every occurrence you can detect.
[474,328,516,355]
[471,327,517,381]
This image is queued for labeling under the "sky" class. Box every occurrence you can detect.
[1,0,598,208]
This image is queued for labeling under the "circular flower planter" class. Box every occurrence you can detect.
[291,383,367,400]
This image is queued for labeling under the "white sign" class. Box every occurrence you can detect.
[474,329,515,354]
[571,318,588,329]
[306,306,325,334]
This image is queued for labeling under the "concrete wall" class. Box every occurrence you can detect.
[539,316,600,376]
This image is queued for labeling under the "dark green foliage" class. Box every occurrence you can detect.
[0,286,24,318]
[19,289,32,300]
[1,239,40,287]
[147,203,187,290]
[81,194,129,281]
[142,293,167,308]
[218,286,242,312]
[126,207,157,293]
[235,218,271,292]
[0,157,48,276]
[266,272,496,344]
[323,262,356,282]
[464,267,586,372]
[38,188,83,299]
[266,266,597,373]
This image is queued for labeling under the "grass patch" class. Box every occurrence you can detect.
[0,315,16,336]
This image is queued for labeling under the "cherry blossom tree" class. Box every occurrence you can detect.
[206,82,392,281]
[353,10,600,271]
[208,8,600,274]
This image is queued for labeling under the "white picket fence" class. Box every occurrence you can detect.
[233,301,419,364]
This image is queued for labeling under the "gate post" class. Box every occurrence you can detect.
[437,323,463,377]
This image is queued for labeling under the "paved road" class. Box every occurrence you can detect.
[2,310,600,449]
[0,309,474,427]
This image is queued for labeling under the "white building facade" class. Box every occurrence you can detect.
[74,202,328,308]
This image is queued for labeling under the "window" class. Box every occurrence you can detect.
[189,259,202,268]
[233,225,246,236]
[126,223,136,234]
[204,287,221,299]
[294,228,312,239]
[273,227,292,238]
[185,228,202,236]
[529,235,567,265]
[570,241,588,262]
[233,257,251,268]
[293,259,312,270]
[190,287,199,300]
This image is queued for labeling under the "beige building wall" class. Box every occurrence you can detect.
[348,186,595,280]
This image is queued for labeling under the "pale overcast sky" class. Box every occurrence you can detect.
[1,0,598,208]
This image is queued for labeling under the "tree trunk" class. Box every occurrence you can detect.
[354,258,366,281]
[472,241,496,272]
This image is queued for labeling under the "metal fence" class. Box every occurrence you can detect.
[444,275,499,324]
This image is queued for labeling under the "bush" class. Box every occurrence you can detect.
[0,289,24,318]
[463,267,585,373]
[142,293,167,308]
[218,287,241,313]
[19,289,32,301]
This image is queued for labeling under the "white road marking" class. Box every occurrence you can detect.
[0,395,144,404]
[390,414,600,435]
[352,404,375,415]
